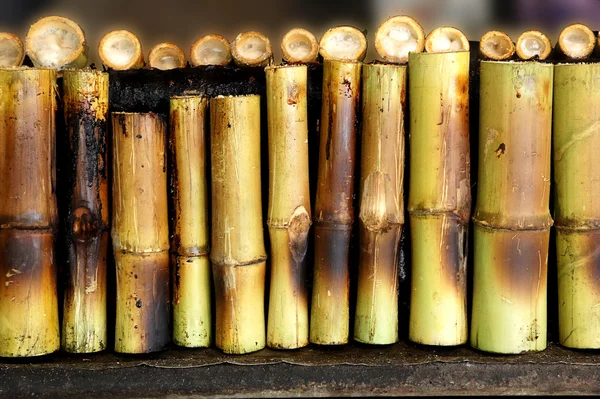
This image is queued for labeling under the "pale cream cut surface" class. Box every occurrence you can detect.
[232,31,271,65]
[425,26,469,53]
[375,16,425,63]
[558,24,595,59]
[99,30,142,70]
[26,16,84,68]
[480,31,515,60]
[319,26,366,61]
[148,43,185,70]
[282,28,318,63]
[516,31,552,60]
[191,35,231,66]
[0,33,24,67]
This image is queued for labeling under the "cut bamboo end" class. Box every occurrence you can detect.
[231,31,272,67]
[98,30,144,70]
[25,16,87,69]
[190,34,231,66]
[319,25,367,61]
[374,15,425,63]
[425,26,470,53]
[172,255,212,347]
[471,225,549,354]
[479,30,515,60]
[281,28,319,63]
[265,64,311,349]
[558,23,596,60]
[0,32,25,67]
[516,30,552,60]
[61,69,109,354]
[148,42,186,70]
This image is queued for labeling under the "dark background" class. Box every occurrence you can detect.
[1,0,599,63]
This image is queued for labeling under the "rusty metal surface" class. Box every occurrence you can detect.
[0,342,599,397]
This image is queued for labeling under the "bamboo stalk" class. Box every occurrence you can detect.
[61,70,109,353]
[516,30,552,60]
[112,112,170,354]
[25,16,87,69]
[231,31,272,67]
[553,63,600,348]
[310,59,361,345]
[210,95,266,354]
[98,30,144,70]
[265,65,311,349]
[374,15,425,64]
[319,26,367,61]
[0,68,59,357]
[148,42,186,70]
[354,63,406,345]
[479,30,515,61]
[424,26,470,53]
[407,46,471,346]
[471,61,553,354]
[557,24,596,60]
[190,34,232,66]
[281,28,319,64]
[169,96,212,348]
[0,32,25,67]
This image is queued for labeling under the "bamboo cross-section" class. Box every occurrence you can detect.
[62,70,109,353]
[0,68,59,357]
[354,63,406,345]
[112,112,170,354]
[210,95,267,354]
[265,65,311,349]
[169,96,212,348]
[407,50,471,346]
[310,59,362,345]
[471,61,553,354]
[554,63,600,348]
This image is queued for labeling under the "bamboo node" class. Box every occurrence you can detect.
[72,206,101,241]
[288,206,311,263]
[359,170,402,232]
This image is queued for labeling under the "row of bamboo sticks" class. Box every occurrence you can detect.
[0,14,598,358]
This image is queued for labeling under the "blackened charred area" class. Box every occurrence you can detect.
[313,224,352,300]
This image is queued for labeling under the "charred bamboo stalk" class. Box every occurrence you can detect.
[471,61,553,354]
[354,63,406,345]
[169,96,212,348]
[231,31,272,67]
[0,32,25,67]
[554,63,600,348]
[556,24,596,60]
[374,16,425,64]
[112,112,170,354]
[210,95,266,354]
[281,28,319,64]
[61,70,109,353]
[479,31,515,61]
[98,30,144,70]
[190,34,232,66]
[148,43,186,70]
[407,32,471,346]
[265,65,311,349]
[516,30,552,60]
[25,16,87,69]
[310,59,361,345]
[0,68,59,357]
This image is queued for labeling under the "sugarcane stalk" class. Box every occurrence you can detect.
[407,50,471,346]
[0,68,59,357]
[265,65,311,349]
[169,96,212,348]
[554,63,600,348]
[210,95,266,354]
[61,70,109,353]
[112,112,170,354]
[310,59,361,345]
[471,61,553,354]
[354,63,406,345]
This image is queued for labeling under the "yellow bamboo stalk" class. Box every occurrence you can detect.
[319,26,367,61]
[190,34,232,66]
[407,49,471,346]
[471,60,553,354]
[354,63,406,345]
[98,30,144,70]
[0,68,59,357]
[231,31,272,67]
[281,28,319,64]
[479,31,515,61]
[148,43,186,70]
[112,112,170,354]
[169,96,211,348]
[557,24,596,60]
[210,95,266,354]
[374,16,425,64]
[265,64,311,349]
[0,32,25,67]
[516,30,552,60]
